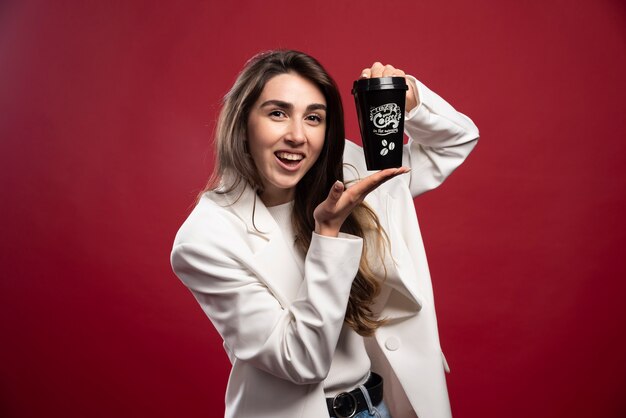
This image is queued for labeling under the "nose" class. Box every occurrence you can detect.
[284,119,306,145]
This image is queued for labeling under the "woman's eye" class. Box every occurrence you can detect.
[269,110,286,118]
[306,114,323,123]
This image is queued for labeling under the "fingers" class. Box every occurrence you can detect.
[359,63,417,111]
[382,64,396,77]
[367,167,410,192]
[360,62,407,79]
[347,167,410,198]
[327,180,344,205]
[317,180,345,214]
[371,62,385,77]
[313,181,345,237]
[313,169,408,237]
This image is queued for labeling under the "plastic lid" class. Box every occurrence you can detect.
[352,76,408,94]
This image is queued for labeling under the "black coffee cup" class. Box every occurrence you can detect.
[352,77,408,170]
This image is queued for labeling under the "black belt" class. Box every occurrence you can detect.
[326,372,383,418]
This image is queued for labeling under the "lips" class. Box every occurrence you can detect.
[275,151,304,161]
[274,151,305,171]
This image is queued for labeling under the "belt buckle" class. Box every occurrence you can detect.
[332,391,358,418]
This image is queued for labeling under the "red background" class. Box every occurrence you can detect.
[1,1,625,417]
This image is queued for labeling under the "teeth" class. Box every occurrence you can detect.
[276,152,304,161]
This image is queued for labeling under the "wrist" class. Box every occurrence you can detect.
[314,222,340,238]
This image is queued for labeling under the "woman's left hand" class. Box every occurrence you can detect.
[313,167,410,238]
[360,62,420,112]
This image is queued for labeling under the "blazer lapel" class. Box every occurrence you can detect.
[215,183,305,307]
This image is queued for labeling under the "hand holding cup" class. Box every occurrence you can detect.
[359,62,419,112]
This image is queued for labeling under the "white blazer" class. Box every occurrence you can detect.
[171,78,479,418]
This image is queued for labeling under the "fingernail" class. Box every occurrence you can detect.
[361,73,369,78]
[334,180,343,189]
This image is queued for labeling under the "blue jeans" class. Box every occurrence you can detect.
[352,400,392,418]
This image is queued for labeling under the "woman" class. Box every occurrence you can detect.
[171,50,479,418]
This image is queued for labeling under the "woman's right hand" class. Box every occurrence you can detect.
[313,167,410,237]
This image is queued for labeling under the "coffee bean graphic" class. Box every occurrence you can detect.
[380,148,389,156]
[389,142,395,150]
[382,139,388,147]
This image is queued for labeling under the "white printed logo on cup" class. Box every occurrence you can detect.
[370,103,401,157]
[369,103,401,136]
[379,139,396,156]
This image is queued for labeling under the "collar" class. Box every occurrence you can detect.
[210,180,277,240]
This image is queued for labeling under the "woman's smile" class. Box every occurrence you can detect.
[247,72,327,206]
[274,150,305,170]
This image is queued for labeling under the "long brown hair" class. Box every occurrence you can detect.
[202,50,387,336]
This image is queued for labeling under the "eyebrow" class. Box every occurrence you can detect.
[259,100,327,112]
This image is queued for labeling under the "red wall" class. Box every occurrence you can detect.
[1,1,625,417]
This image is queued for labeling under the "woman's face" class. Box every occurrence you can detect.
[247,72,327,206]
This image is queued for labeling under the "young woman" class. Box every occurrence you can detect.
[171,50,479,418]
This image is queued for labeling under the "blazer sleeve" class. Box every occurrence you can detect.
[171,230,363,385]
[402,76,480,197]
